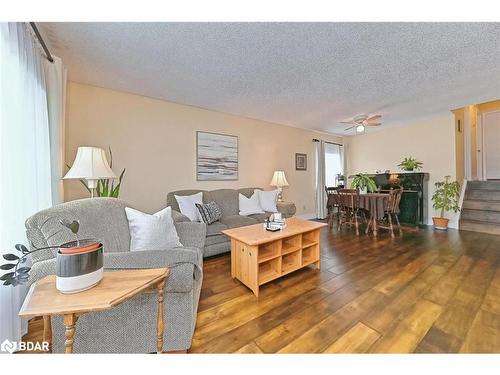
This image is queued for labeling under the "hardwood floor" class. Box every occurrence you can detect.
[23,224,500,353]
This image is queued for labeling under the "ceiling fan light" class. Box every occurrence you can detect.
[356,124,365,133]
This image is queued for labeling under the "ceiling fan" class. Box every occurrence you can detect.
[341,114,382,133]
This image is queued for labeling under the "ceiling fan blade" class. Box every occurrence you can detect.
[344,126,355,131]
[340,121,354,124]
[367,123,381,126]
[367,115,381,121]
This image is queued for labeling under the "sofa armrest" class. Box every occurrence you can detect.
[277,201,296,218]
[27,258,56,289]
[174,221,207,250]
[103,247,202,270]
[104,247,203,293]
[171,209,190,223]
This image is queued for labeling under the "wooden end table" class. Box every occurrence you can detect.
[222,217,326,297]
[19,268,170,354]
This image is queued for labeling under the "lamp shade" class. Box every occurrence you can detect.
[63,147,117,181]
[270,171,289,187]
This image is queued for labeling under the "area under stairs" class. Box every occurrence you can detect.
[460,180,500,235]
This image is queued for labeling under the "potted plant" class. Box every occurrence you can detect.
[1,220,103,293]
[397,157,423,172]
[351,174,378,194]
[431,176,460,230]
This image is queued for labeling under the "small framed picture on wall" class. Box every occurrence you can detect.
[295,153,307,171]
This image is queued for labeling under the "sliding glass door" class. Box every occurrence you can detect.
[324,142,344,187]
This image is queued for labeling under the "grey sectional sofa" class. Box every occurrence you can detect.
[167,188,296,257]
[25,198,206,353]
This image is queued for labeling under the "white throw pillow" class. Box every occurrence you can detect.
[239,191,265,216]
[258,189,279,213]
[125,206,182,252]
[175,192,203,222]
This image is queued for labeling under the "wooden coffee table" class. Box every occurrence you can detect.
[19,268,170,353]
[222,217,327,297]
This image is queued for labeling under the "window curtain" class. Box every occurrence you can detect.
[44,56,67,204]
[314,139,327,219]
[0,23,65,344]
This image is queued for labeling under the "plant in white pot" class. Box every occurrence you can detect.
[1,219,103,293]
[431,176,460,230]
[351,174,377,194]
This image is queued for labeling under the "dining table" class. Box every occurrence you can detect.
[326,191,393,236]
[358,193,393,236]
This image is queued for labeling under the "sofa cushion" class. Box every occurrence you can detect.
[195,201,222,224]
[238,187,262,198]
[257,190,279,213]
[175,192,203,222]
[205,234,229,246]
[206,221,228,236]
[206,189,239,217]
[239,191,265,216]
[249,212,272,223]
[125,206,182,251]
[25,198,132,263]
[221,215,259,228]
[167,190,206,212]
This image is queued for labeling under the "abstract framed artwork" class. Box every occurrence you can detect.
[197,131,238,180]
[295,153,307,171]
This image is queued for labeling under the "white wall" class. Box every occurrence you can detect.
[345,112,458,227]
[64,82,343,215]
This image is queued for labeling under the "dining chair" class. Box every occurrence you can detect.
[377,188,403,237]
[325,186,339,228]
[337,188,362,235]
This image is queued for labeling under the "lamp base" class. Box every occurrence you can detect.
[86,179,98,198]
[277,187,283,202]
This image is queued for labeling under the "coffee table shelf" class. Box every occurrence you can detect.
[223,218,326,297]
[282,243,301,255]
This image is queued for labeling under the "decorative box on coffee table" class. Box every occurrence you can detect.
[222,217,326,297]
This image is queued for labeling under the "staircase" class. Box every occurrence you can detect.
[460,180,500,235]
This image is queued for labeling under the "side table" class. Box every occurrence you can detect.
[19,268,170,353]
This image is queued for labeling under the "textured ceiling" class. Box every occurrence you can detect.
[39,22,500,135]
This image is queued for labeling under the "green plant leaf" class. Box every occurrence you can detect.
[351,174,377,192]
[0,263,16,270]
[3,254,19,261]
[431,177,460,218]
[17,267,31,274]
[14,244,29,253]
[108,146,113,169]
[0,272,15,281]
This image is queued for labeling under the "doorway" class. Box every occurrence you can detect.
[480,110,500,180]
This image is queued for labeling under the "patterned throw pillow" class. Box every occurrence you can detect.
[195,201,222,224]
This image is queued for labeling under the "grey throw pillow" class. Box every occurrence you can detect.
[195,201,222,224]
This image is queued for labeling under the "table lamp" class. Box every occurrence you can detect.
[63,146,117,197]
[270,170,289,202]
